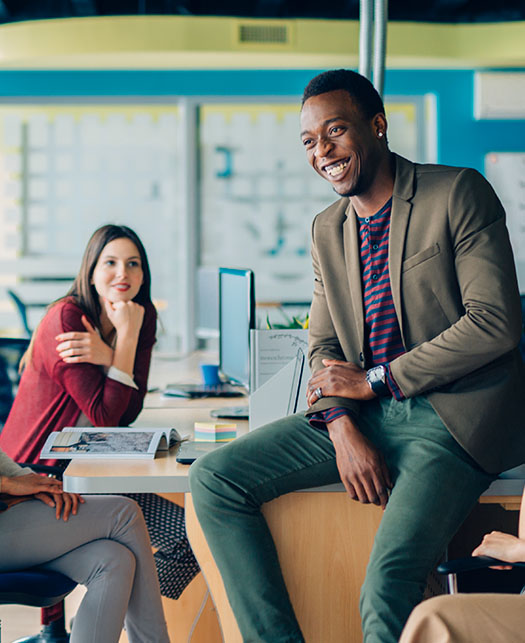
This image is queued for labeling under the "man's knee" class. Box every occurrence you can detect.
[360,566,392,609]
[189,451,222,506]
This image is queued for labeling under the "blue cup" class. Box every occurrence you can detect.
[200,363,220,387]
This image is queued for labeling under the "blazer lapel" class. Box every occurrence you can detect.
[343,201,365,349]
[389,154,416,343]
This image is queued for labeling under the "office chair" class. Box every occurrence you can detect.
[0,570,76,643]
[0,569,76,609]
[0,337,30,426]
[437,556,525,595]
[6,289,32,339]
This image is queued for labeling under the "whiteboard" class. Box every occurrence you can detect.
[199,96,434,304]
[485,153,525,293]
[0,105,186,349]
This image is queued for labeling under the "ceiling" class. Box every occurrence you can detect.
[1,1,525,25]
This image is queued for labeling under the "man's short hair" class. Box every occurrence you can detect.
[302,69,385,120]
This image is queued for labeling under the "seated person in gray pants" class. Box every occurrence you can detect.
[0,448,169,643]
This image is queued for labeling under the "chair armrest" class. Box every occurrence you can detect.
[437,556,525,575]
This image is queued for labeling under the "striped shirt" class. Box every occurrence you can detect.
[359,198,405,381]
[310,198,405,429]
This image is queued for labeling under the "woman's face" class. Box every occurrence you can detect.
[91,237,144,304]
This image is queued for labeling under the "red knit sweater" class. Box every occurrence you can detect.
[0,297,156,465]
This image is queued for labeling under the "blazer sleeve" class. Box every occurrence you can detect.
[390,169,523,397]
[306,216,361,419]
[50,302,155,427]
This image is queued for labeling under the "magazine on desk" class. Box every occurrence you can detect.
[40,427,183,459]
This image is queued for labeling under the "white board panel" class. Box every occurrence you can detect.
[485,152,525,292]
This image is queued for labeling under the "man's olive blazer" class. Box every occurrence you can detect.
[306,154,525,474]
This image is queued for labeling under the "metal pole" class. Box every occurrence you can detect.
[359,0,373,81]
[373,0,388,97]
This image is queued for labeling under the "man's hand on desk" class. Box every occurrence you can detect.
[327,414,392,509]
[306,360,375,406]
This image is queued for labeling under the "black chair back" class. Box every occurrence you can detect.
[0,337,30,426]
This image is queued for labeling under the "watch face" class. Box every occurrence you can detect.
[368,366,386,384]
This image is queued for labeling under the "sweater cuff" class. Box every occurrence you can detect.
[0,466,32,492]
[107,366,138,390]
[385,364,404,401]
[309,407,350,430]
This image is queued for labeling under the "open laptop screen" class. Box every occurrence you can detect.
[219,268,255,390]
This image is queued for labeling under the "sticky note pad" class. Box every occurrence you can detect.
[194,422,237,442]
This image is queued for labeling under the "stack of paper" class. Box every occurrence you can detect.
[194,422,237,442]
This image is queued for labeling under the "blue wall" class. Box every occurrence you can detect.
[1,68,525,173]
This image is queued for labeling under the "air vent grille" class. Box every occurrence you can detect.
[238,24,289,44]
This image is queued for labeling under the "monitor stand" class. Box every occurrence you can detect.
[210,406,249,420]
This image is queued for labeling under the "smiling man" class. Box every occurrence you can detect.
[190,69,525,642]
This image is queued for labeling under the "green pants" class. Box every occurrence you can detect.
[189,397,495,643]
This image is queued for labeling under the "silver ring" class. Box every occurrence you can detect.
[314,387,323,400]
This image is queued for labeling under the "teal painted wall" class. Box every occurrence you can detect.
[0,68,524,173]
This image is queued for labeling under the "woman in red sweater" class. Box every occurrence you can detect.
[0,224,198,601]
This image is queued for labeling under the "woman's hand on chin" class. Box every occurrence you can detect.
[56,315,114,367]
[103,297,145,338]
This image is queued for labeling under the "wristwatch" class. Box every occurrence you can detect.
[366,365,389,397]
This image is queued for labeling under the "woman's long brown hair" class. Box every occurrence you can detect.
[20,224,153,371]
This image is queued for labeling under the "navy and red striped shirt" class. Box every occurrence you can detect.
[310,198,405,429]
[359,198,405,387]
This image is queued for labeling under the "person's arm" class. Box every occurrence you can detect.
[306,217,392,505]
[50,303,145,426]
[390,169,522,398]
[54,303,156,426]
[307,216,361,418]
[0,449,33,479]
[0,448,83,520]
[470,487,525,565]
[326,414,392,508]
[472,531,525,565]
[118,305,156,425]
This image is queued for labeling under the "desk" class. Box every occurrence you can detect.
[64,351,249,643]
[63,353,525,643]
[64,408,247,494]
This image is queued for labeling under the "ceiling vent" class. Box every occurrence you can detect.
[236,21,293,48]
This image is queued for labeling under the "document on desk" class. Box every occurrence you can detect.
[250,329,309,391]
[40,427,183,459]
[249,349,310,431]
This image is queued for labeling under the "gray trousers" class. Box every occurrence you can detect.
[0,495,169,643]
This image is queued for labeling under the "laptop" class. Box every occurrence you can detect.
[176,440,227,464]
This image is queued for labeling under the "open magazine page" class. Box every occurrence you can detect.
[62,427,183,449]
[40,427,182,459]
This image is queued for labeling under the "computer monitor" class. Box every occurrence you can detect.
[219,267,255,390]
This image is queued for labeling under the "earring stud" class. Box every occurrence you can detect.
[378,131,384,138]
